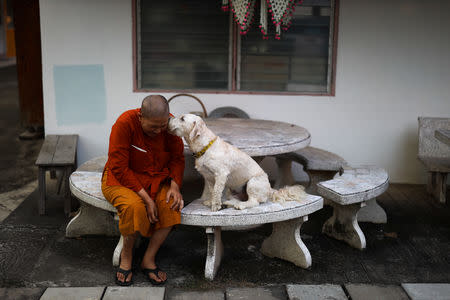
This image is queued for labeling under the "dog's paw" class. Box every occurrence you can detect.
[202,200,212,206]
[211,204,222,212]
[224,199,239,207]
[234,202,247,210]
[234,201,259,210]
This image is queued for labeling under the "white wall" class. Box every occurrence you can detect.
[40,0,450,184]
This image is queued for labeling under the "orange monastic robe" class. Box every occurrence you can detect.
[101,108,185,237]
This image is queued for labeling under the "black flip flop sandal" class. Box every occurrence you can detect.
[142,267,166,285]
[115,267,133,286]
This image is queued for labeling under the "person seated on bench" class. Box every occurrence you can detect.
[102,95,185,286]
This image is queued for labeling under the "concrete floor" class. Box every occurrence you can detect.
[1,179,449,290]
[0,65,449,290]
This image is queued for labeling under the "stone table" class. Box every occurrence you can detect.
[187,118,311,196]
[198,118,311,157]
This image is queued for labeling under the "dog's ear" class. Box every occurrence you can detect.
[189,120,205,141]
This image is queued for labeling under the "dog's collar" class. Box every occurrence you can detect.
[193,137,217,159]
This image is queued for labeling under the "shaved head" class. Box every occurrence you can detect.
[140,95,169,119]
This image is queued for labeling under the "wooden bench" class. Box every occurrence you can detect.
[418,117,450,204]
[35,134,78,215]
[274,146,348,194]
[317,166,389,250]
[67,157,324,280]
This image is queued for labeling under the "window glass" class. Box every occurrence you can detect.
[138,0,230,90]
[136,0,336,94]
[239,0,332,93]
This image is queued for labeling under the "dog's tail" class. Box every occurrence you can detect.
[271,185,308,203]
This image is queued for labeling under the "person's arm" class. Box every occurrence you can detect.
[108,120,143,193]
[166,133,185,211]
[137,188,158,223]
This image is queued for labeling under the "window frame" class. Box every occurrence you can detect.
[132,0,340,96]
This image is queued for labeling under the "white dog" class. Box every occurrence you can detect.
[168,114,307,211]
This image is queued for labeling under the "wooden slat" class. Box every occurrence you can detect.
[52,135,78,166]
[35,135,58,166]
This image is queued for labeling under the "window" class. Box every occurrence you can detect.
[135,0,338,95]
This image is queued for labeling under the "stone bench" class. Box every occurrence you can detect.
[65,157,122,265]
[317,166,389,250]
[67,157,324,280]
[273,146,348,195]
[183,196,323,280]
[66,156,118,237]
[274,147,386,224]
[35,134,78,215]
[418,117,450,204]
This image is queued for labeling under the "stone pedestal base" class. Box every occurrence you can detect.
[274,158,296,189]
[65,202,120,238]
[261,216,311,268]
[112,235,123,267]
[305,170,338,195]
[112,235,143,267]
[322,202,366,250]
[205,227,224,281]
[427,172,448,204]
[357,198,387,223]
[273,158,338,195]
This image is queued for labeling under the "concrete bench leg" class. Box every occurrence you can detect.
[427,172,447,203]
[63,166,73,215]
[38,167,46,215]
[261,216,312,268]
[205,227,223,281]
[274,158,295,189]
[435,172,447,204]
[112,235,143,267]
[65,202,120,237]
[113,235,124,267]
[273,158,338,195]
[322,202,366,250]
[305,170,338,195]
[357,198,387,223]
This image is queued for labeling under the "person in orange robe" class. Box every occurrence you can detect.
[102,95,185,286]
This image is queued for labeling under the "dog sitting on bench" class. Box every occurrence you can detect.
[168,114,307,211]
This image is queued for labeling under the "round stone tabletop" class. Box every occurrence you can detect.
[184,118,311,157]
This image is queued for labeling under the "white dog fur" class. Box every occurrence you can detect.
[168,114,307,211]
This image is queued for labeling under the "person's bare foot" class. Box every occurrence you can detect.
[141,260,166,283]
[117,248,133,284]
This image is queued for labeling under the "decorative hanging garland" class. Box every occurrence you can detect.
[222,0,303,39]
[221,0,255,33]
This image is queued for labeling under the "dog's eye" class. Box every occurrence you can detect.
[181,116,185,121]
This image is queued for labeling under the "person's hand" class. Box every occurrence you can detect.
[166,180,184,212]
[137,188,159,223]
[145,199,159,223]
